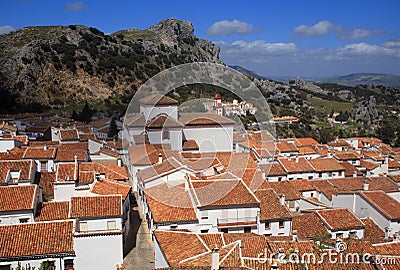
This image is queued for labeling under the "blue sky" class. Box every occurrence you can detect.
[1,0,399,77]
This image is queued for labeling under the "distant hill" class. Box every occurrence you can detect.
[313,73,400,88]
[229,65,267,80]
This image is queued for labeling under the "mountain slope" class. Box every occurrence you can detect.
[0,19,220,113]
[314,73,400,88]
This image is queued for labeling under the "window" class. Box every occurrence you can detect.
[107,220,117,230]
[162,129,170,140]
[220,228,228,233]
[64,259,74,269]
[349,231,357,239]
[79,222,88,232]
[308,176,313,180]
[265,222,270,229]
[318,173,322,178]
[279,221,285,228]
[0,265,11,270]
[278,177,282,182]
[244,227,251,233]
[40,161,48,172]
[19,218,29,223]
[200,229,209,233]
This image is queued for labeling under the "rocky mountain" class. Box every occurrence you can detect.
[0,19,220,113]
[313,73,400,88]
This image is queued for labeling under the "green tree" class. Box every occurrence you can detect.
[107,117,119,138]
[79,100,94,123]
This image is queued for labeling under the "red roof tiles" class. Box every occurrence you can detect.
[316,208,365,231]
[35,201,70,221]
[0,221,74,259]
[70,195,122,218]
[0,185,37,212]
[92,180,131,199]
[360,190,400,220]
[254,189,292,221]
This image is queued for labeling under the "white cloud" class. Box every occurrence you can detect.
[218,39,400,77]
[0,26,16,35]
[206,19,254,36]
[293,20,336,37]
[293,20,390,40]
[64,2,87,11]
[337,42,400,57]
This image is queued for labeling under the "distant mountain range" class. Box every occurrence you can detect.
[230,66,400,88]
[312,73,400,88]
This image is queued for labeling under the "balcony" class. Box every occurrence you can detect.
[217,216,257,228]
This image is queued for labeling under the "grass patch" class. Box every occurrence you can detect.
[307,96,353,114]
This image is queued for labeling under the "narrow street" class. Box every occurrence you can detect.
[123,194,155,269]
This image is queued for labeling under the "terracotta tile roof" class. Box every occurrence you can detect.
[80,133,97,141]
[388,159,400,169]
[308,158,345,172]
[0,221,74,259]
[139,94,178,105]
[224,152,258,170]
[361,217,387,244]
[38,171,56,198]
[254,189,292,221]
[95,163,128,181]
[328,139,351,148]
[182,140,199,151]
[340,161,364,177]
[106,138,123,150]
[0,160,35,183]
[12,135,29,145]
[145,184,197,223]
[137,157,185,182]
[198,233,224,250]
[329,176,398,193]
[59,129,79,141]
[56,163,76,181]
[292,213,329,239]
[153,231,208,267]
[22,146,57,159]
[147,114,183,128]
[55,149,87,162]
[92,179,131,199]
[372,242,400,256]
[190,179,259,207]
[124,113,146,127]
[334,151,361,161]
[179,113,235,126]
[260,163,287,176]
[269,181,302,201]
[229,168,265,192]
[298,145,317,155]
[0,147,25,160]
[89,118,110,129]
[70,195,122,218]
[295,137,320,146]
[310,180,338,200]
[99,147,120,158]
[182,157,221,172]
[389,174,400,183]
[360,160,380,170]
[35,201,70,221]
[128,144,178,166]
[290,179,316,192]
[316,208,365,231]
[360,191,400,220]
[0,185,37,212]
[278,157,314,173]
[276,141,299,153]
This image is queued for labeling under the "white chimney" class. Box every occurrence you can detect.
[211,246,220,270]
[279,194,285,205]
[327,150,331,158]
[117,158,122,167]
[74,155,78,181]
[385,227,391,239]
[158,153,163,164]
[363,183,369,191]
[353,171,357,178]
[292,230,298,242]
[44,145,48,151]
[262,170,266,180]
[295,156,299,163]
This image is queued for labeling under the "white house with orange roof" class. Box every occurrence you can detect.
[0,185,41,225]
[0,160,36,185]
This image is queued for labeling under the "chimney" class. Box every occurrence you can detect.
[393,233,400,242]
[74,155,78,181]
[363,183,369,191]
[353,171,357,178]
[295,156,299,163]
[292,230,298,242]
[44,145,48,151]
[117,158,122,167]
[262,170,266,180]
[158,153,163,164]
[327,150,331,158]
[279,194,285,205]
[211,246,220,270]
[384,227,391,239]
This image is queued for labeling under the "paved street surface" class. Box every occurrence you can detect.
[123,194,155,269]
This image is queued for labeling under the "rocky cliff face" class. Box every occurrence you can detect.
[0,19,221,112]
